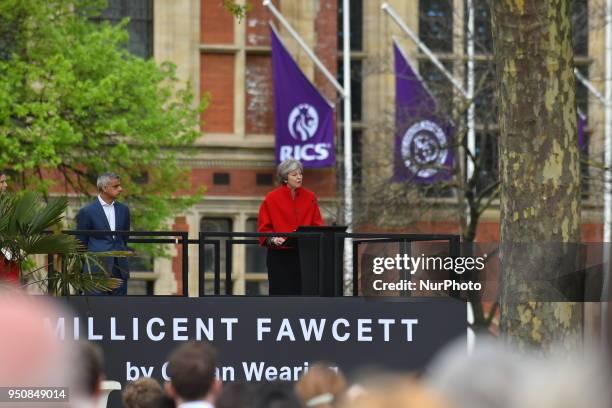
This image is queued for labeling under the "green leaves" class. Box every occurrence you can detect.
[0,0,205,234]
[0,192,79,262]
[0,192,129,295]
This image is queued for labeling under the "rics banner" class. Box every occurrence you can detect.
[53,297,465,407]
[271,26,335,168]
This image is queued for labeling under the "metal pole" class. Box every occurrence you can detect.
[575,68,606,104]
[263,0,345,96]
[466,0,476,181]
[382,3,469,99]
[603,0,612,346]
[342,0,354,291]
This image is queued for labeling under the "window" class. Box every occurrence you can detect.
[200,217,232,294]
[256,173,273,186]
[245,218,268,296]
[95,0,153,59]
[352,130,363,186]
[338,0,363,51]
[464,0,492,54]
[213,172,230,185]
[245,218,266,274]
[473,62,497,124]
[418,60,454,115]
[475,132,499,195]
[571,0,588,57]
[419,0,453,53]
[337,60,363,121]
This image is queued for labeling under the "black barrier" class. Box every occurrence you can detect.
[55,230,191,296]
[344,234,461,296]
[198,231,326,296]
[57,296,466,408]
[56,230,462,297]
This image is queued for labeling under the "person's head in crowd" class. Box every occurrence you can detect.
[384,378,448,408]
[339,377,448,408]
[295,363,346,408]
[0,289,74,388]
[73,340,105,403]
[426,338,532,408]
[510,348,611,408]
[149,395,177,408]
[252,382,304,408]
[0,169,8,193]
[165,341,220,405]
[216,382,254,408]
[122,377,164,408]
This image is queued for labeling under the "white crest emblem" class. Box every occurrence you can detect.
[401,120,449,178]
[288,103,319,141]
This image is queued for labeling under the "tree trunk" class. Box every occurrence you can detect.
[490,0,582,349]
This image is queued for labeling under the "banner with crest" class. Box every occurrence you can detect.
[393,41,454,182]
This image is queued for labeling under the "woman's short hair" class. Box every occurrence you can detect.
[277,159,303,184]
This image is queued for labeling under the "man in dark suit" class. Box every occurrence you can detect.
[76,172,131,295]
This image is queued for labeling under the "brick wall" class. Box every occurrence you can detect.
[200,0,234,44]
[200,53,234,133]
[245,55,274,134]
[189,167,336,198]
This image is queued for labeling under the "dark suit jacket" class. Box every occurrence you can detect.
[76,198,131,279]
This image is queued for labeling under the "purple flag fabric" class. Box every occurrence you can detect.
[394,42,454,182]
[270,27,335,168]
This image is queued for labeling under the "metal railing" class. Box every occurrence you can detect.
[54,230,460,297]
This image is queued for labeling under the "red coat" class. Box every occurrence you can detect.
[257,185,324,246]
[0,255,19,283]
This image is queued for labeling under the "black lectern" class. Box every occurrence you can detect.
[296,225,347,296]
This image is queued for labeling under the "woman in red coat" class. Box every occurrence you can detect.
[258,159,324,295]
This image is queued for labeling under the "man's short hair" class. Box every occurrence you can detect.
[122,377,164,408]
[74,341,104,397]
[96,172,120,192]
[167,341,217,401]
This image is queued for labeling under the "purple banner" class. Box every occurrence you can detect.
[271,27,335,168]
[394,42,454,182]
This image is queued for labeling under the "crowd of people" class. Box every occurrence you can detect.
[2,275,612,408]
[80,336,612,408]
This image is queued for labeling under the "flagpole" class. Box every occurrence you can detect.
[342,0,354,293]
[575,68,606,104]
[466,0,475,182]
[603,0,612,347]
[381,3,468,99]
[263,0,345,96]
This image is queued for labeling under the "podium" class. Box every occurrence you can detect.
[296,225,347,296]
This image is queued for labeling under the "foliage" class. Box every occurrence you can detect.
[223,0,252,21]
[0,192,121,294]
[0,0,205,234]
